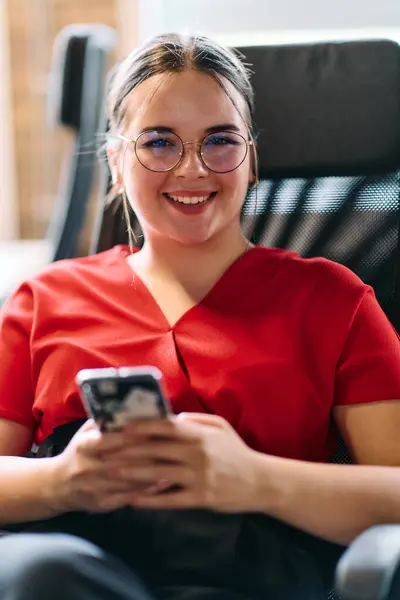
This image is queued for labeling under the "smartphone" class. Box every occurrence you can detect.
[76,366,172,432]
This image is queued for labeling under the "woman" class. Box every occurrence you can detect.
[0,33,399,600]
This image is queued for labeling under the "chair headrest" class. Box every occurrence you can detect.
[48,24,116,131]
[238,40,400,178]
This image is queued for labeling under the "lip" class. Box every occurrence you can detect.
[164,191,218,197]
[163,191,216,214]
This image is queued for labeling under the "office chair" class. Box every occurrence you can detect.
[0,23,116,303]
[91,38,400,600]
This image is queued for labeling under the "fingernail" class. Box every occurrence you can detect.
[175,412,187,421]
[143,483,158,494]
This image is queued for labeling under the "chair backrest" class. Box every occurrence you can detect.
[46,23,116,261]
[240,40,400,333]
[88,41,400,600]
[91,38,400,332]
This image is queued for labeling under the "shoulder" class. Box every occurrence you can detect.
[247,246,369,304]
[25,245,128,288]
[2,245,130,311]
[31,245,129,283]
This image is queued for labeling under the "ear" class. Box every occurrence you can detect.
[248,138,258,189]
[248,162,256,190]
[106,144,123,187]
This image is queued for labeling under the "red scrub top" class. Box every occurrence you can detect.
[0,244,399,460]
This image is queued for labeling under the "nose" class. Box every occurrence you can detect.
[174,143,209,178]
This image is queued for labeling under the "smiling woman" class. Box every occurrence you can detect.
[106,37,258,254]
[0,31,399,600]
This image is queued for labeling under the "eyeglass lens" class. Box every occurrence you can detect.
[134,130,248,173]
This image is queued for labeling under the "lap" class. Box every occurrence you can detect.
[0,531,157,600]
[0,530,123,576]
[0,509,336,599]
[0,532,247,599]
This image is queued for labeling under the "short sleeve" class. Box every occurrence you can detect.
[334,288,400,405]
[0,284,36,428]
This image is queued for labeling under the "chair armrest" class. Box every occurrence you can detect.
[335,525,400,600]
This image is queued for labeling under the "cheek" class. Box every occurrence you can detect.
[123,156,167,210]
[219,161,250,201]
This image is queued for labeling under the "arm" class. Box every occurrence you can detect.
[251,445,400,546]
[119,289,400,544]
[252,285,396,544]
[0,285,150,525]
[248,290,400,544]
[0,419,61,526]
[123,410,400,546]
[251,399,400,546]
[0,417,160,526]
[0,286,64,525]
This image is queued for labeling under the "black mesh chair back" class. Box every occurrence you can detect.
[239,40,400,333]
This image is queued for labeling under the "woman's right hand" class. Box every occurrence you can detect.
[49,419,143,513]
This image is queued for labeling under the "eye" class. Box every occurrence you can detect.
[141,137,175,149]
[205,134,241,146]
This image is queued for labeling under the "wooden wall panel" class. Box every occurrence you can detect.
[7,0,118,240]
[0,0,18,240]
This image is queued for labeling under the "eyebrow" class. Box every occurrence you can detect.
[139,123,241,135]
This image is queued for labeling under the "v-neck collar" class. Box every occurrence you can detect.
[119,245,259,331]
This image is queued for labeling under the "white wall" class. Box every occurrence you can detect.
[0,0,18,240]
[138,0,400,45]
[117,0,140,56]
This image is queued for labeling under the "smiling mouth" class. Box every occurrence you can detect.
[163,192,217,205]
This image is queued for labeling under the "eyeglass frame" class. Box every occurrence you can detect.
[117,129,254,174]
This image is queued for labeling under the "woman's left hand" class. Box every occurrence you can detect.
[107,413,263,512]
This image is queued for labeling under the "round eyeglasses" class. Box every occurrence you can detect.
[118,130,253,174]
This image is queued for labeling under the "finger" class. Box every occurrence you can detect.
[96,490,150,512]
[80,474,154,497]
[124,417,175,435]
[110,464,195,487]
[123,418,197,442]
[129,489,200,510]
[79,429,127,458]
[176,412,227,430]
[88,477,138,495]
[104,441,201,465]
[79,418,97,432]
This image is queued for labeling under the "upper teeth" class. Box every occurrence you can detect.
[168,194,210,205]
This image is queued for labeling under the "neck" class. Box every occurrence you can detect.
[134,226,251,289]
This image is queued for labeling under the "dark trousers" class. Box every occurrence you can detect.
[0,531,252,600]
[0,532,155,600]
[0,422,343,599]
[0,508,342,600]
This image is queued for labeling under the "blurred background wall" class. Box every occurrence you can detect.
[0,0,17,241]
[1,0,399,244]
[5,0,118,241]
[137,0,400,44]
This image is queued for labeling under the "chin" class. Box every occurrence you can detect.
[171,234,214,247]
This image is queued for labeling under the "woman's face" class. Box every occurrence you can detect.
[112,69,253,247]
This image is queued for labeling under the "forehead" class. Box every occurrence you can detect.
[123,69,248,135]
